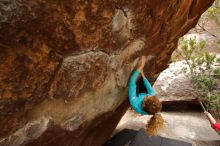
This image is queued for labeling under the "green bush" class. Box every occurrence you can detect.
[193,75,215,91]
[175,37,220,114]
[199,0,220,30]
[204,91,220,118]
[214,68,220,78]
[207,6,220,25]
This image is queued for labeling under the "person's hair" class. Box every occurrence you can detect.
[145,113,164,136]
[142,95,162,114]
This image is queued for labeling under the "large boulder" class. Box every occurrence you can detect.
[0,0,214,145]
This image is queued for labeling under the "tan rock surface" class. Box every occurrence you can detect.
[0,0,214,145]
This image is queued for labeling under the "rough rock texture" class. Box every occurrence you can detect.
[0,0,214,146]
[154,61,201,109]
[154,61,196,101]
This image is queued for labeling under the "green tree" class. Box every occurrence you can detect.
[174,38,220,117]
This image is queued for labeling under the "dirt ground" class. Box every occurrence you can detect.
[115,109,220,146]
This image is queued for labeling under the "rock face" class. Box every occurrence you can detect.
[0,0,214,146]
[154,61,198,104]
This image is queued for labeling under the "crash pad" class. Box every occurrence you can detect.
[103,128,192,146]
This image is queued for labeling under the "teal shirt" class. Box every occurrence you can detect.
[128,70,156,115]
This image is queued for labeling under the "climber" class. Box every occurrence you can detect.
[204,111,220,132]
[128,56,162,115]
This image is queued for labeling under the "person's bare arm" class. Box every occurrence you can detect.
[140,71,145,79]
[137,56,146,72]
[140,59,156,95]
[204,111,217,125]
